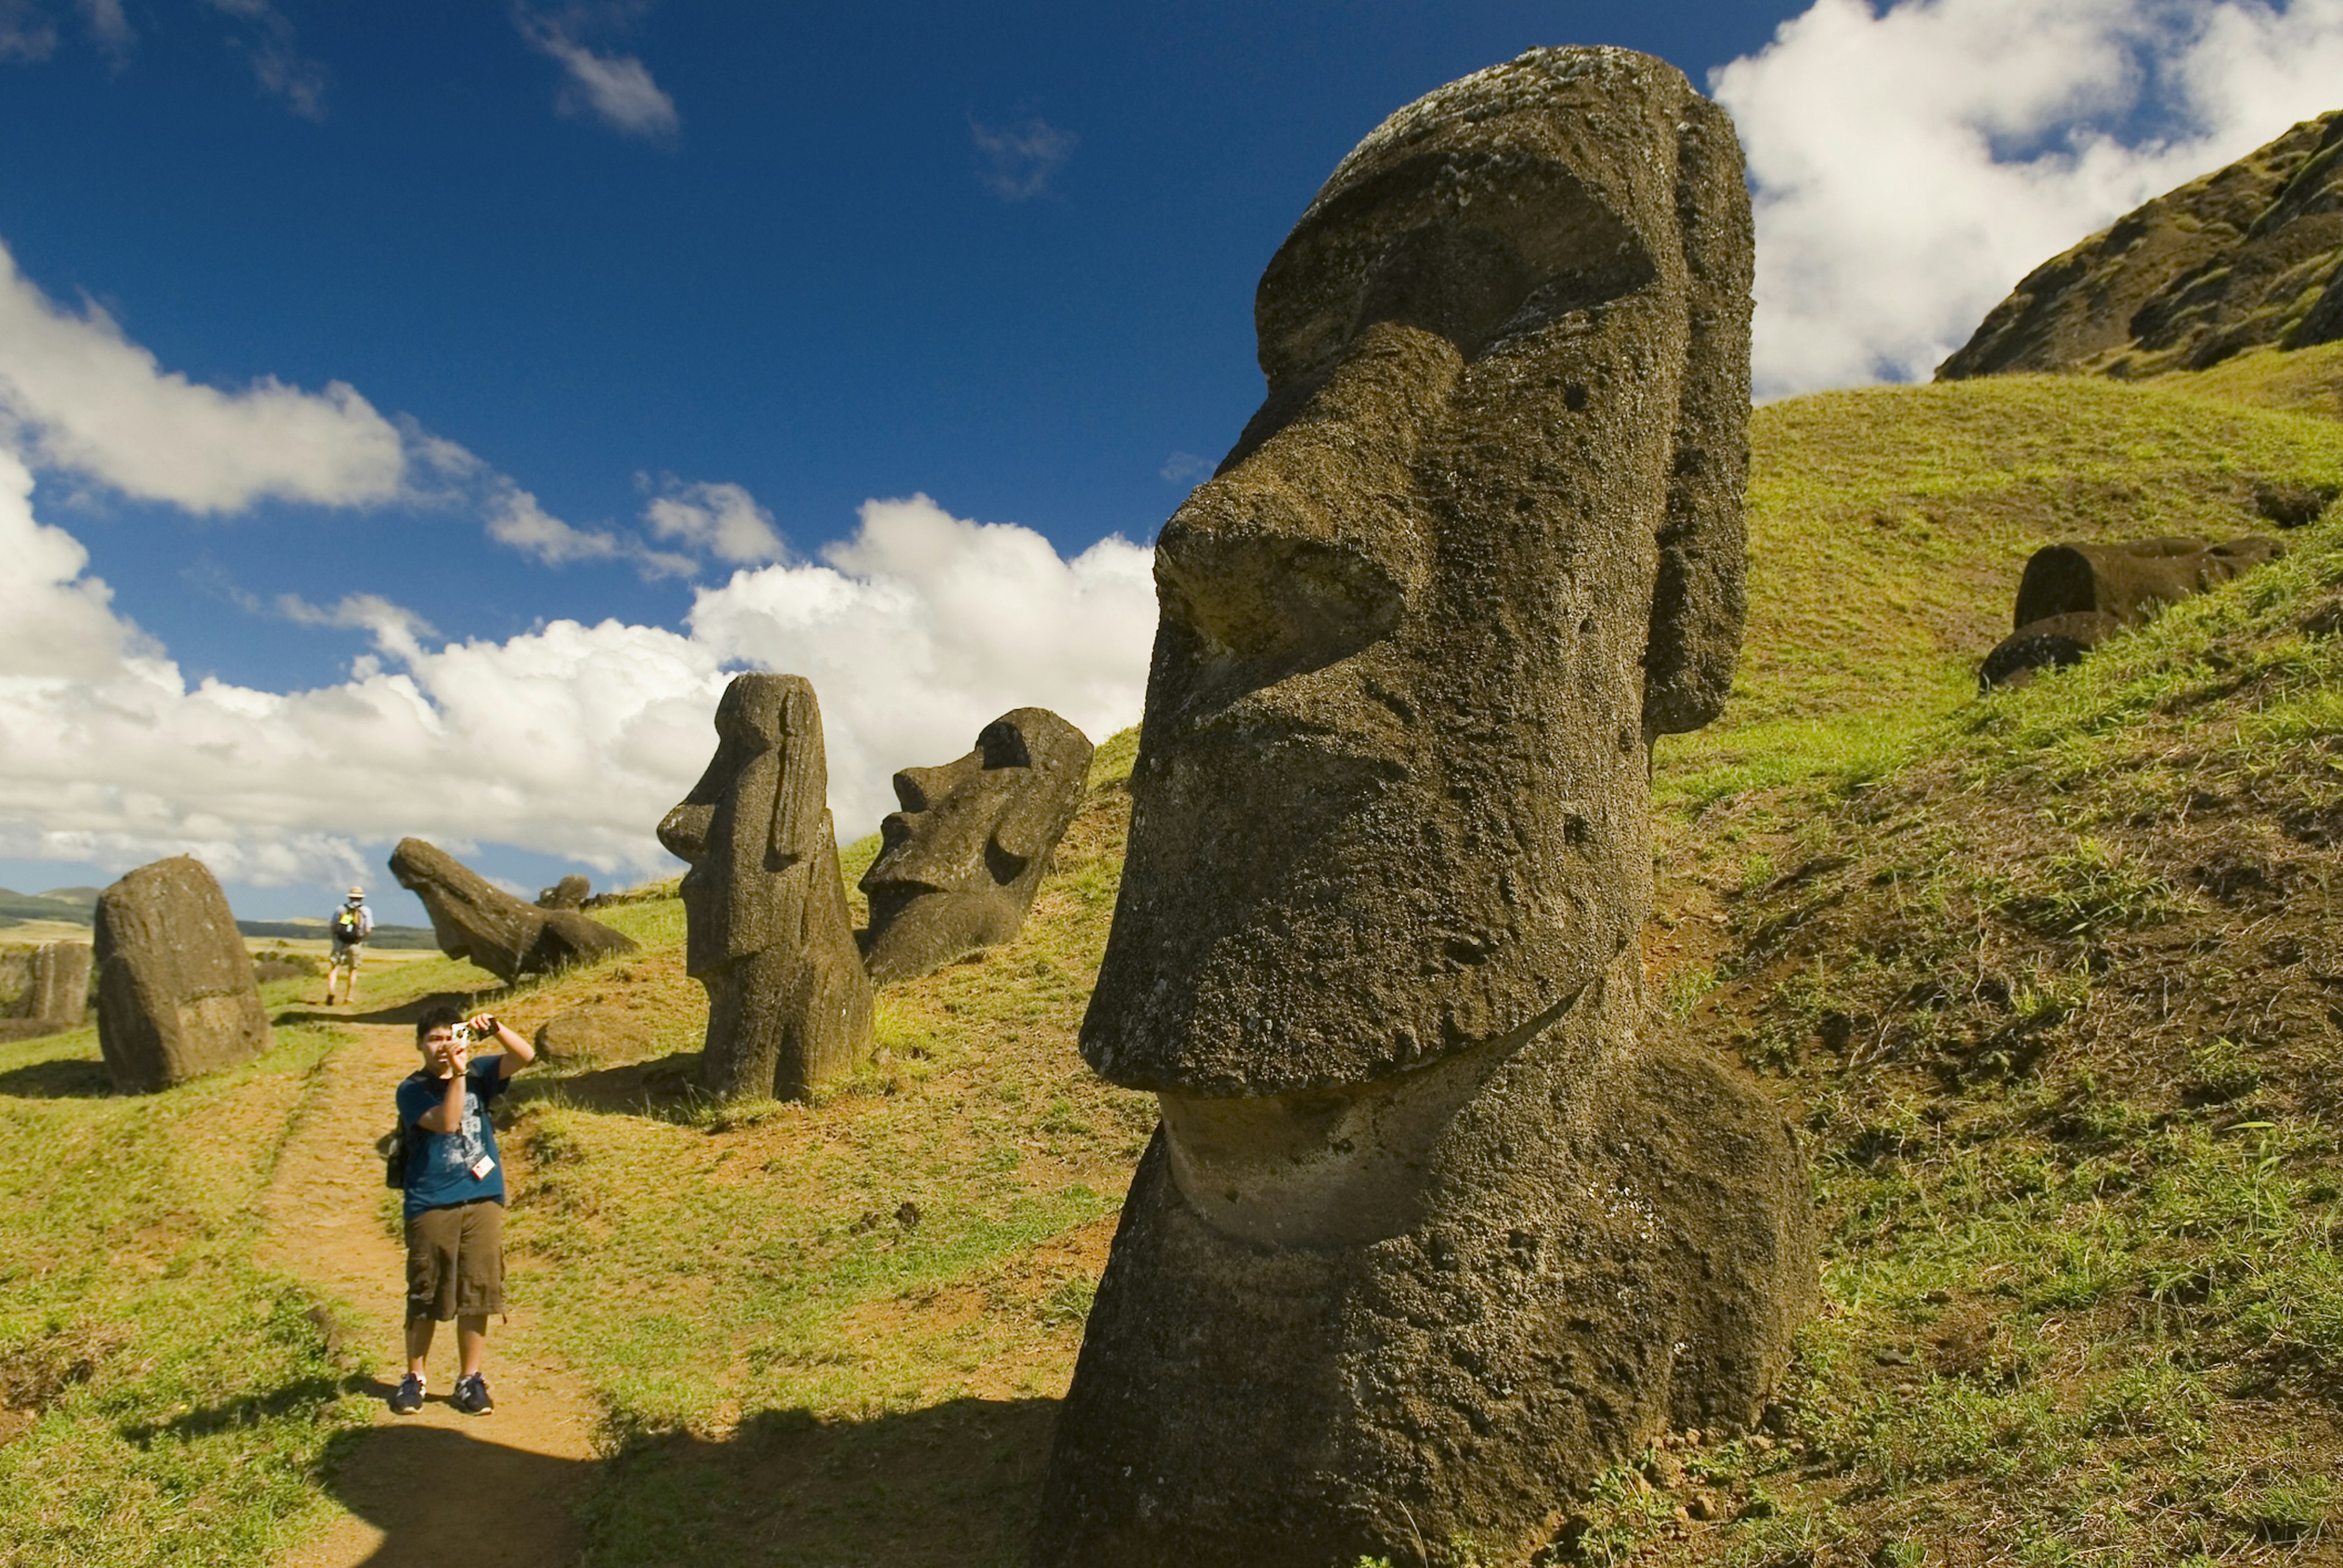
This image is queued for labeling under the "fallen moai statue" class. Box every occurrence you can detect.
[1984,536,2283,688]
[0,940,92,1040]
[858,708,1094,985]
[1034,47,1817,1568]
[536,874,592,910]
[93,857,270,1093]
[658,673,873,1100]
[389,838,638,982]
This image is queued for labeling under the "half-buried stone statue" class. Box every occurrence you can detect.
[93,856,271,1093]
[659,674,873,1100]
[1981,535,2284,688]
[858,708,1094,985]
[1034,48,1817,1568]
[389,839,637,982]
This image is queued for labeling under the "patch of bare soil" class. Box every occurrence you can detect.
[262,1020,602,1568]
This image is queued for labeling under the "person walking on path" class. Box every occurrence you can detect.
[325,885,374,1006]
[389,1002,534,1417]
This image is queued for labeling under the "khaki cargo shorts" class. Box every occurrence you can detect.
[330,940,364,971]
[403,1198,505,1322]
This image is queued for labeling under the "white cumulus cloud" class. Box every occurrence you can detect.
[0,236,714,577]
[1716,0,2343,398]
[643,477,788,564]
[0,475,1156,886]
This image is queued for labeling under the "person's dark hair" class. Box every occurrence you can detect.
[416,1002,465,1043]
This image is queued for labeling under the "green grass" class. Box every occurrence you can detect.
[10,356,2343,1565]
[0,1008,376,1567]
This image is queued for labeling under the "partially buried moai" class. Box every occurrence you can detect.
[857,708,1093,985]
[93,856,271,1093]
[1034,48,1817,1568]
[659,674,873,1100]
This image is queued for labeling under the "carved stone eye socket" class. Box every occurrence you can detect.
[1354,223,1538,358]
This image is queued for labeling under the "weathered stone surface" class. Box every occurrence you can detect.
[532,1003,650,1062]
[388,839,637,982]
[92,858,270,1093]
[2013,536,2283,628]
[1941,110,2343,379]
[658,674,873,1100]
[858,708,1094,985]
[0,940,92,1038]
[1981,611,2126,690]
[1036,48,1815,1568]
[535,874,592,911]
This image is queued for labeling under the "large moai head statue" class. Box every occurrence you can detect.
[858,708,1094,985]
[1084,45,1748,1100]
[1038,50,1815,1568]
[659,674,873,1100]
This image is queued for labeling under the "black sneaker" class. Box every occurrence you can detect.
[451,1372,493,1415]
[389,1373,425,1415]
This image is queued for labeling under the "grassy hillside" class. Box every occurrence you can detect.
[1,369,2340,1566]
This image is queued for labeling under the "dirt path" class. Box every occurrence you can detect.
[262,1018,602,1568]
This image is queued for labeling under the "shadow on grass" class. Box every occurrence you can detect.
[522,1051,708,1122]
[120,1373,351,1445]
[0,1053,110,1098]
[301,1393,1056,1567]
[581,1396,1059,1568]
[271,991,510,1033]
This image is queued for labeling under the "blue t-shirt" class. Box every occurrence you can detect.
[395,1058,509,1219]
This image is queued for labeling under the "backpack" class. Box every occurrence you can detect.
[378,1121,407,1189]
[334,908,365,943]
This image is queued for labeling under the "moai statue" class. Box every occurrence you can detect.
[2012,536,2283,630]
[536,874,592,911]
[658,674,873,1100]
[858,708,1095,985]
[1033,48,1817,1568]
[93,857,271,1093]
[390,840,636,981]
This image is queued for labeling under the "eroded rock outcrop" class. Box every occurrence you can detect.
[1034,48,1816,1568]
[389,839,637,982]
[1941,110,2343,379]
[858,708,1093,985]
[658,674,873,1100]
[92,857,270,1092]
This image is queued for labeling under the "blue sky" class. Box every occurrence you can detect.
[4,0,2340,924]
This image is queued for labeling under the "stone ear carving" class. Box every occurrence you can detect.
[1643,93,1753,739]
[769,682,825,865]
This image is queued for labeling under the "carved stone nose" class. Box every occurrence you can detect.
[1154,506,1405,673]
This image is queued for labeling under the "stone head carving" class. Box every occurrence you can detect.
[659,673,873,1099]
[858,708,1094,985]
[1037,51,1812,1568]
[1084,45,1751,1098]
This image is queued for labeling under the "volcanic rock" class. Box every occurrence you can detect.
[1034,47,1816,1568]
[858,708,1093,985]
[2013,536,2284,630]
[388,839,637,982]
[1941,110,2343,379]
[658,674,873,1100]
[0,940,92,1038]
[535,874,592,911]
[92,858,270,1093]
[1980,611,2126,690]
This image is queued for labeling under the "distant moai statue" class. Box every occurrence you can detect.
[93,857,271,1093]
[659,674,873,1100]
[536,874,592,911]
[858,708,1094,985]
[1033,48,1817,1568]
[0,940,92,1039]
[390,840,636,980]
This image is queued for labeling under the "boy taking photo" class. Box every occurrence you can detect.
[390,1002,533,1415]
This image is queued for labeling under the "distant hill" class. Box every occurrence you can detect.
[234,919,441,949]
[0,887,437,949]
[1940,109,2343,380]
[0,888,99,928]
